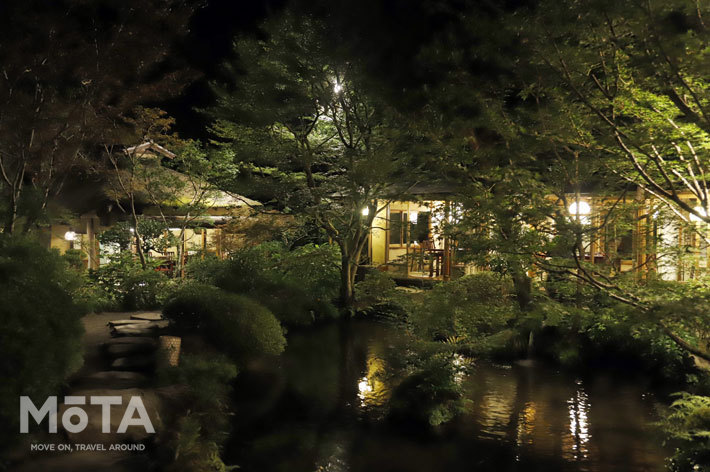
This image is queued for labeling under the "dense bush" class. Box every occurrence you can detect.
[409,273,517,343]
[355,271,412,320]
[532,280,698,383]
[206,294,286,360]
[157,354,239,472]
[0,238,84,445]
[163,283,286,361]
[89,252,169,310]
[660,393,710,472]
[186,242,340,325]
[387,353,469,429]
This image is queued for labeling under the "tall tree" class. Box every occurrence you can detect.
[0,0,196,234]
[104,108,223,272]
[208,11,426,309]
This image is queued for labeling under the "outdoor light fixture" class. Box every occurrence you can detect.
[361,207,369,216]
[568,201,591,216]
[64,231,77,241]
[333,82,342,94]
[690,206,707,223]
[410,211,418,224]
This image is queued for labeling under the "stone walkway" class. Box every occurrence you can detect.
[10,311,168,472]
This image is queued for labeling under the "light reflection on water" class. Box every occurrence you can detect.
[566,381,591,461]
[462,362,666,471]
[357,346,390,408]
[228,321,668,472]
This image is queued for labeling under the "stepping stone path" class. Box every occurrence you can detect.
[109,319,169,337]
[13,311,170,472]
[131,312,164,321]
[76,371,149,390]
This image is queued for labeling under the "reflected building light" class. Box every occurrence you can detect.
[567,385,591,461]
[357,376,372,401]
[410,211,418,224]
[452,353,467,385]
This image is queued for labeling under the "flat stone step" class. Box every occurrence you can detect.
[107,319,151,327]
[110,327,154,337]
[104,336,158,347]
[104,342,157,358]
[110,321,168,337]
[76,371,149,389]
[110,355,156,371]
[130,312,163,321]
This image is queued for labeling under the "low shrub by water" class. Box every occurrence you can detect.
[163,283,286,361]
[186,242,340,325]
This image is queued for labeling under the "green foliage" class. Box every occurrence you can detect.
[205,294,286,361]
[660,393,710,472]
[158,354,239,472]
[530,286,697,382]
[161,283,222,331]
[88,252,169,310]
[98,223,134,251]
[163,283,286,361]
[387,352,469,429]
[167,415,238,472]
[409,273,517,343]
[0,237,84,445]
[209,8,430,306]
[185,254,225,286]
[98,219,176,255]
[355,270,412,320]
[188,242,340,325]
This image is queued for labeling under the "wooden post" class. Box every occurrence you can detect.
[405,202,411,278]
[216,228,223,259]
[443,200,450,281]
[634,187,647,280]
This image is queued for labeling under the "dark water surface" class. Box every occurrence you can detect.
[226,320,669,472]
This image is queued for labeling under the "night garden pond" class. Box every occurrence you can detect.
[225,320,670,472]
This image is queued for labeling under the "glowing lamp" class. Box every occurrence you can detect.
[409,211,418,224]
[361,207,369,216]
[568,201,591,216]
[64,231,77,241]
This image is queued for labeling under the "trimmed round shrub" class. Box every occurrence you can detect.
[0,238,84,444]
[162,283,223,332]
[163,284,286,361]
[206,294,287,360]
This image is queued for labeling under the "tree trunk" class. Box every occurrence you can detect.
[132,214,147,269]
[340,254,356,311]
[338,236,367,313]
[511,267,533,311]
[4,201,17,235]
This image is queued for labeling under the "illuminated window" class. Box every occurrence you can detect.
[389,211,407,246]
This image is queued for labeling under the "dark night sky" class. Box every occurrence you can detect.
[163,0,483,138]
[162,0,288,137]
